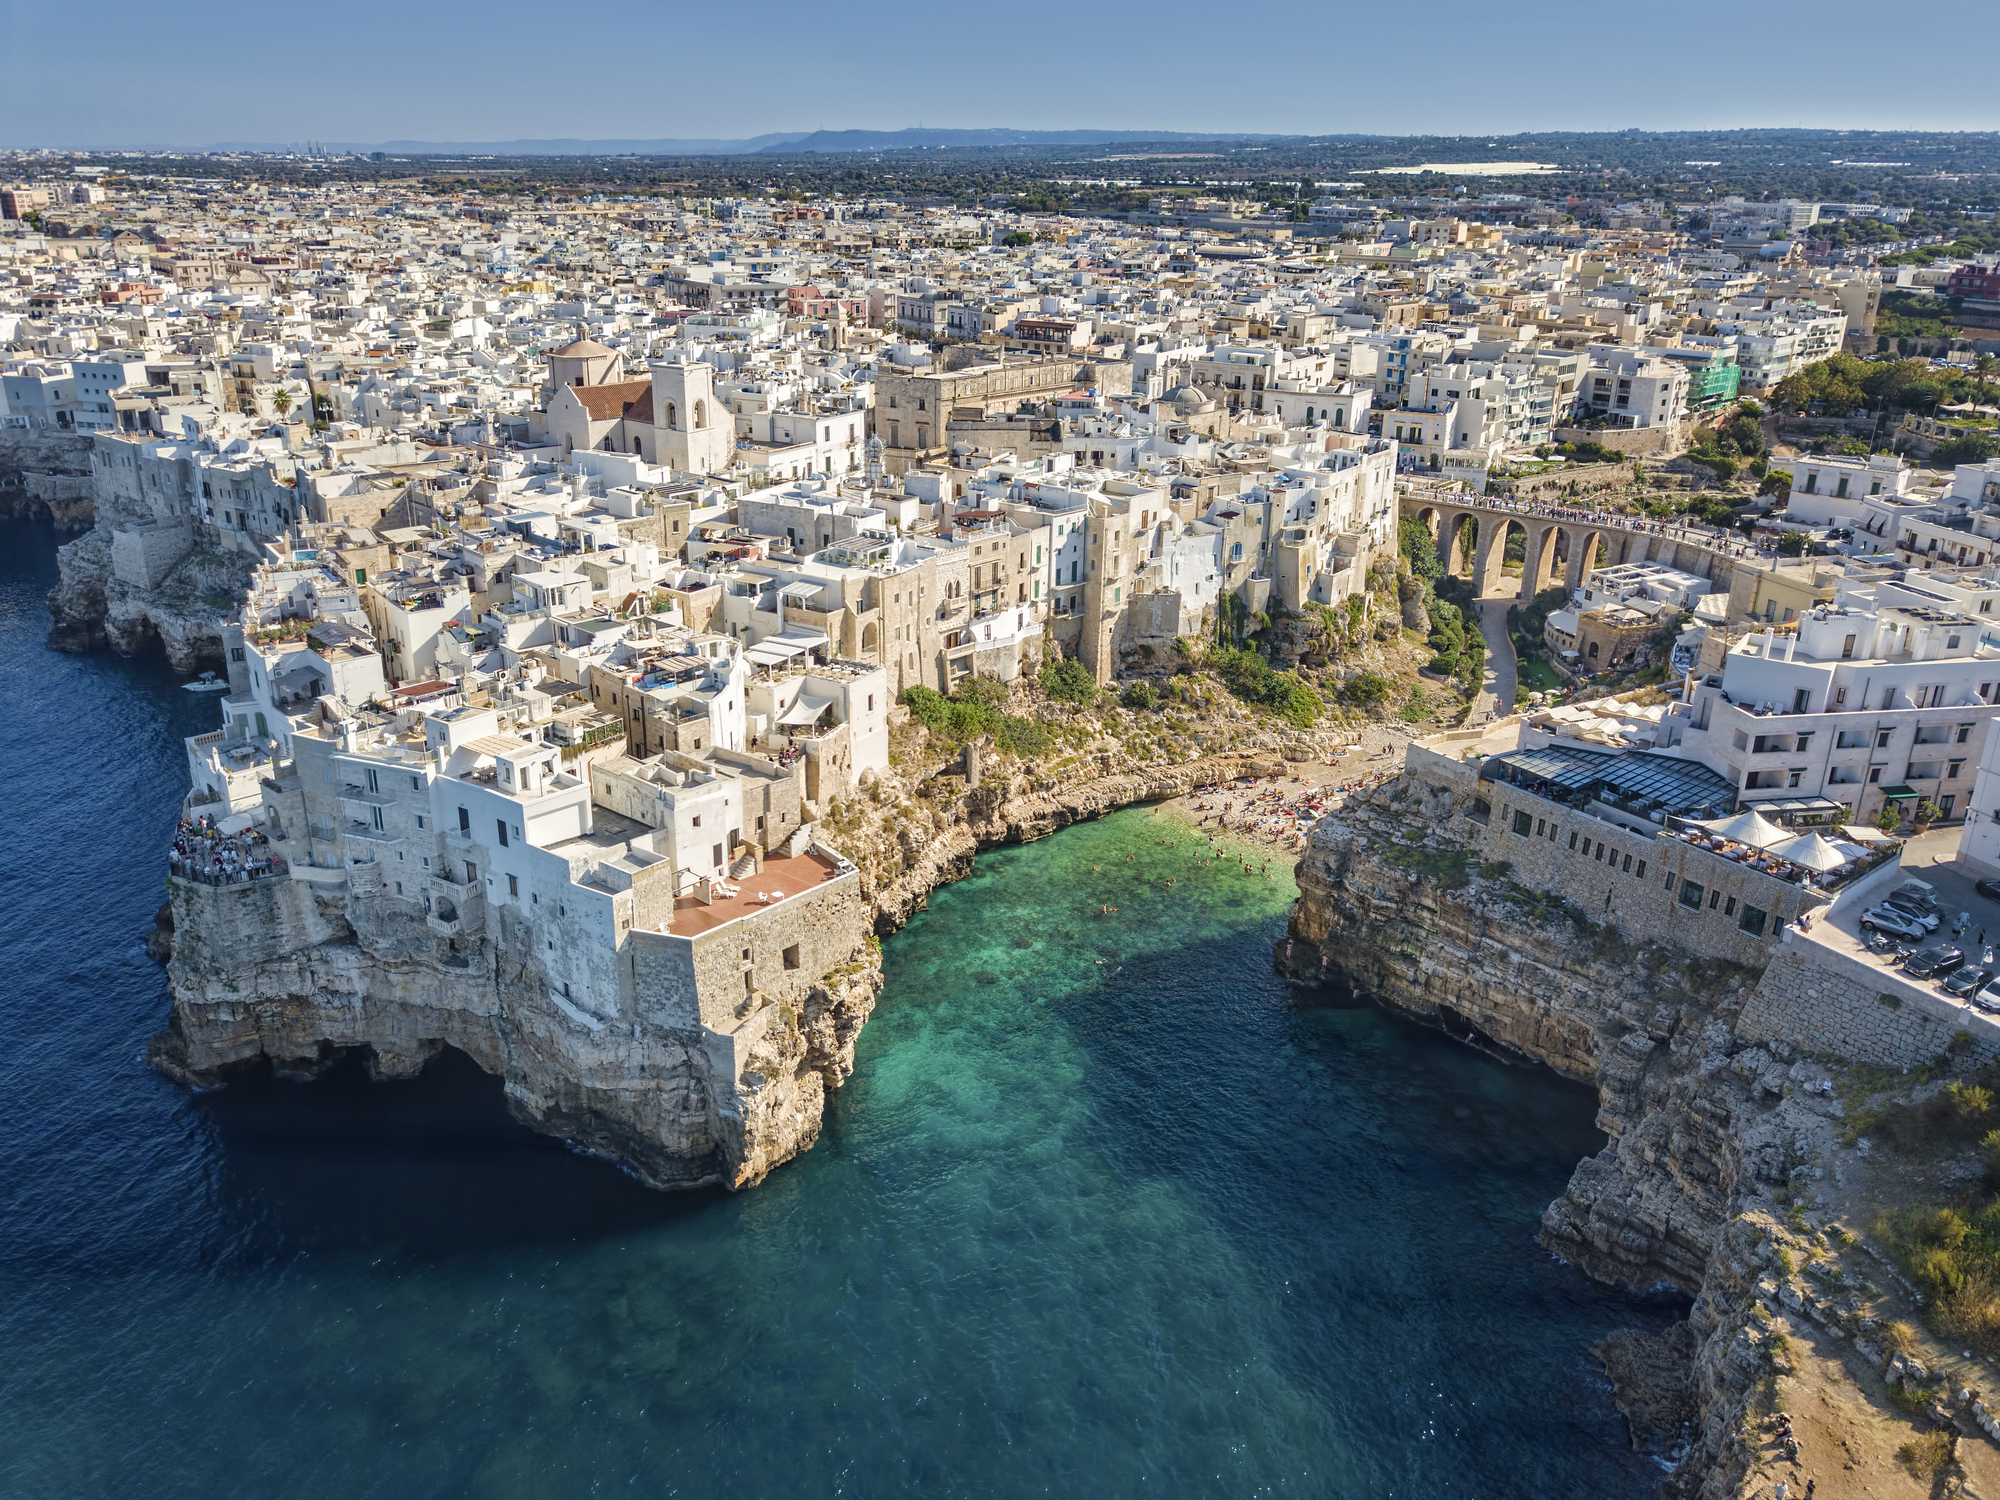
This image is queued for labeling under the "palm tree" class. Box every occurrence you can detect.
[271,389,293,417]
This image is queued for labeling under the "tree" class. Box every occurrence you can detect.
[1935,435,1998,467]
[271,389,293,416]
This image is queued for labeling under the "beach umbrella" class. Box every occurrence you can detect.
[1767,832,1847,872]
[1698,810,1789,849]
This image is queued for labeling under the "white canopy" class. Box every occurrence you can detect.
[1698,810,1789,849]
[777,694,834,726]
[1767,831,1848,872]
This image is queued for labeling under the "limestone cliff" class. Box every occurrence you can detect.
[1283,777,1850,1497]
[154,872,885,1191]
[154,734,1291,1193]
[48,516,249,669]
[0,432,96,532]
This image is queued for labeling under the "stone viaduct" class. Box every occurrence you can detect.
[1399,487,1750,603]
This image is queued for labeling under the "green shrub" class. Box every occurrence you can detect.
[1038,656,1097,705]
[1898,1428,1956,1481]
[1344,673,1394,709]
[1120,682,1158,711]
[1207,647,1323,728]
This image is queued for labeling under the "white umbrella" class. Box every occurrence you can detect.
[1698,809,1790,849]
[1767,831,1847,872]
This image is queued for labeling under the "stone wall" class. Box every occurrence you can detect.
[1551,421,1690,458]
[1736,943,2000,1068]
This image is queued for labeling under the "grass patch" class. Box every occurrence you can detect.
[1897,1427,1956,1481]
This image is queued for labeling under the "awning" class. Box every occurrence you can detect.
[745,638,813,666]
[777,694,834,726]
[1881,784,1920,800]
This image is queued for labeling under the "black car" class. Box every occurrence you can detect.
[1942,966,1992,998]
[1977,879,2000,904]
[1904,944,1965,979]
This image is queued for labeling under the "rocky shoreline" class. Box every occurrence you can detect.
[1280,775,1855,1498]
[153,736,1294,1193]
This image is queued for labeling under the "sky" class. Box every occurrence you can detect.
[3,0,1997,149]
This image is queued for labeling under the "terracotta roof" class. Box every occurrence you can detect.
[572,379,653,422]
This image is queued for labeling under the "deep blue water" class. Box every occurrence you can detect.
[0,519,1672,1497]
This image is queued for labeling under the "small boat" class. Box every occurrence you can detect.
[182,671,230,693]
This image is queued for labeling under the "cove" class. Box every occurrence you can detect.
[0,520,1670,1497]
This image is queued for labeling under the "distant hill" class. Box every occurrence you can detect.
[211,133,814,156]
[754,127,1267,154]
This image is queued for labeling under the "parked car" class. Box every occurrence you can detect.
[1904,944,1965,979]
[1880,894,1941,929]
[1862,907,1933,942]
[1894,879,1941,912]
[1942,964,1993,998]
[1977,982,2000,1015]
[1975,878,2000,904]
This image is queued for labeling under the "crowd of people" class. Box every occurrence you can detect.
[1470,493,1755,560]
[169,814,285,886]
[1185,766,1400,853]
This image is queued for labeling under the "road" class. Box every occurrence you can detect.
[1470,594,1517,722]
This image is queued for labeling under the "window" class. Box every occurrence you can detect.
[1595,843,1606,862]
[1635,859,1646,879]
[497,819,509,848]
[366,767,379,793]
[1876,729,1893,749]
[1725,895,1737,916]
[1737,905,1767,937]
[1678,880,1705,910]
[508,874,518,897]
[1622,854,1633,873]
[1709,888,1721,909]
[712,843,724,868]
[466,862,476,882]
[1568,830,1578,850]
[783,944,801,971]
[1535,818,1545,837]
[459,806,470,833]
[1513,810,1533,836]
[415,815,426,830]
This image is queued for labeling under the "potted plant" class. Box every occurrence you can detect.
[1914,800,1943,834]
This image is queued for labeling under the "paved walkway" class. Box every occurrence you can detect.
[1470,593,1517,722]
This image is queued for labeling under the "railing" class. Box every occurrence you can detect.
[170,853,286,886]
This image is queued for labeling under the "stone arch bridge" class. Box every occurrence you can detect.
[1400,489,1749,602]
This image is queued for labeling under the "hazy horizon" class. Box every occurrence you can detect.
[4,0,1996,151]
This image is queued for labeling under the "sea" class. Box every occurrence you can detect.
[0,519,1677,1497]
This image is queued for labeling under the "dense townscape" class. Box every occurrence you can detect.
[17,134,2000,1498]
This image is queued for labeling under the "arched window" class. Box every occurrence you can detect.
[664,401,678,429]
[861,623,879,654]
[1334,408,1345,428]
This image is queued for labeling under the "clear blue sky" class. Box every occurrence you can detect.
[5,0,1997,148]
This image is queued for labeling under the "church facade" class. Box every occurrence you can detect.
[543,335,732,474]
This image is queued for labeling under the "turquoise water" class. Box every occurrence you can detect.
[0,522,1669,1497]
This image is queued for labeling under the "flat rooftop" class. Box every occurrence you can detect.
[671,848,846,937]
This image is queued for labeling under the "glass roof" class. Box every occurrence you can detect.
[1485,744,1738,817]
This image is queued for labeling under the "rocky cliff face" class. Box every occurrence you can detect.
[155,739,1291,1193]
[0,432,97,532]
[47,519,248,670]
[1284,777,1847,1496]
[154,874,885,1191]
